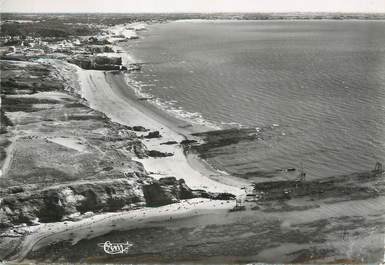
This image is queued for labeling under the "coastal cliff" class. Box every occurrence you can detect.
[0,59,234,260]
[2,15,384,264]
[0,60,146,223]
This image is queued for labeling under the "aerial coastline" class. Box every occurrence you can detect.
[1,13,385,264]
[0,16,247,262]
[74,59,247,194]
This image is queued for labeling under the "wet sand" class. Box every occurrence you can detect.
[10,198,236,262]
[76,67,247,195]
[1,57,248,263]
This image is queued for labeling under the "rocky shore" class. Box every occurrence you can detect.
[0,58,236,261]
[0,59,145,258]
[2,57,384,264]
[1,15,385,264]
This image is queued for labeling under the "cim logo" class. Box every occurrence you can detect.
[98,241,133,255]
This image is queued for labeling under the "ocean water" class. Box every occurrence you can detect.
[123,20,385,181]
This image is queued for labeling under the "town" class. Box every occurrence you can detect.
[0,20,146,70]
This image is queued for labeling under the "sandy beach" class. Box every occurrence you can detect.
[3,59,246,262]
[0,24,251,262]
[10,198,237,262]
[76,66,247,195]
[3,17,385,263]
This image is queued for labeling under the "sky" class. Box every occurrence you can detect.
[1,0,385,13]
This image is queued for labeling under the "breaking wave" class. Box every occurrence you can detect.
[123,74,222,130]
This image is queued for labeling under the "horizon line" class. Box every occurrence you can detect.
[1,11,385,14]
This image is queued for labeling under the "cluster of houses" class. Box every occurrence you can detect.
[0,36,84,57]
[0,23,147,71]
[0,36,126,70]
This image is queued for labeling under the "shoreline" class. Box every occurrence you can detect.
[0,59,244,262]
[10,198,237,262]
[0,24,249,262]
[115,41,223,132]
[2,18,385,264]
[113,29,251,193]
[75,66,247,195]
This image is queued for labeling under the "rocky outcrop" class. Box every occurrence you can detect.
[0,60,237,236]
[0,176,236,227]
[252,172,384,202]
[142,177,236,207]
[68,55,126,71]
[127,141,173,159]
[180,139,198,153]
[147,150,173,158]
[180,139,198,145]
[160,141,178,145]
[93,64,127,71]
[94,56,122,65]
[144,131,161,139]
[0,178,147,227]
[132,126,149,132]
[142,177,194,206]
[191,190,236,200]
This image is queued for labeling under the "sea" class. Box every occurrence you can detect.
[123,20,385,182]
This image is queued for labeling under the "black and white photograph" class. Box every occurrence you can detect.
[1,0,385,264]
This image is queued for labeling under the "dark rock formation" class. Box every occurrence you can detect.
[0,178,146,226]
[68,55,126,71]
[160,141,178,145]
[180,139,198,145]
[142,177,236,207]
[180,139,198,154]
[144,131,161,139]
[142,177,194,206]
[132,126,149,132]
[147,150,173,158]
[93,64,127,71]
[252,170,383,202]
[94,56,122,65]
[138,97,154,101]
[191,190,236,201]
[126,140,148,159]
